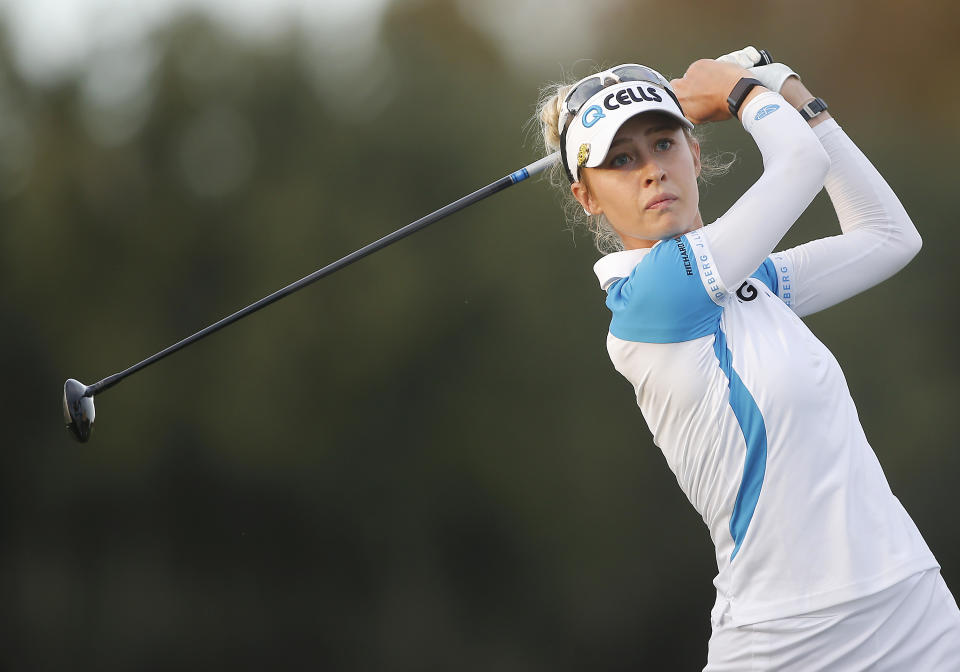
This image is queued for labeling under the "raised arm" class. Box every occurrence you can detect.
[771,88,922,316]
[721,47,922,316]
[671,59,831,295]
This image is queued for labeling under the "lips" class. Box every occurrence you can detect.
[645,193,678,210]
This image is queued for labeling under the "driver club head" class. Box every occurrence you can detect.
[63,379,95,442]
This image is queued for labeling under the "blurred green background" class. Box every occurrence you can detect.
[2,0,958,669]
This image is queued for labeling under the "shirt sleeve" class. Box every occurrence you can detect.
[605,234,722,343]
[700,92,831,295]
[766,119,922,317]
[750,257,780,294]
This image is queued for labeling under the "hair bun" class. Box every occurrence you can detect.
[538,84,570,153]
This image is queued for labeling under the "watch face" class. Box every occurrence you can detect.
[801,98,827,120]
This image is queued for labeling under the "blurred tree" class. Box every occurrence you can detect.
[1,1,957,670]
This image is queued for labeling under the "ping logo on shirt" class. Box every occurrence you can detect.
[736,281,758,302]
[582,105,605,127]
[754,104,780,120]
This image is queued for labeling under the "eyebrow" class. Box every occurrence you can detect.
[610,124,677,147]
[645,124,677,135]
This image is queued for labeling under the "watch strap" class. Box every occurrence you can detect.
[798,97,829,122]
[727,77,763,119]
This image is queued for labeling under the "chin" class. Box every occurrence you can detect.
[655,221,687,240]
[662,216,700,238]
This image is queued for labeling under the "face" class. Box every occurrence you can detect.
[571,114,702,250]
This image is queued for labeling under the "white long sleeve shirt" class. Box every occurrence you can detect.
[593,93,936,626]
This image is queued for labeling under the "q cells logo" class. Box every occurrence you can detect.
[582,105,605,128]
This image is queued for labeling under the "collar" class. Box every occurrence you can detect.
[592,244,658,290]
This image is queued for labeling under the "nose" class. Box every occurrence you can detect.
[642,158,666,186]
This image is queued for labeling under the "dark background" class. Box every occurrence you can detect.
[3,0,958,669]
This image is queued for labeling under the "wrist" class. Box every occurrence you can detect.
[797,96,832,127]
[778,76,812,106]
[738,87,769,120]
[727,77,767,120]
[804,110,832,128]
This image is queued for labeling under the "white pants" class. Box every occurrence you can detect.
[704,570,960,671]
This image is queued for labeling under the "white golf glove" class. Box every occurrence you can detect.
[716,46,799,94]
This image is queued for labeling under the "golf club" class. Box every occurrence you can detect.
[63,152,560,442]
[62,48,776,443]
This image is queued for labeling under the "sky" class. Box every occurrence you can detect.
[0,0,622,84]
[0,0,394,83]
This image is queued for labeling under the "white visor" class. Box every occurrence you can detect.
[563,81,693,182]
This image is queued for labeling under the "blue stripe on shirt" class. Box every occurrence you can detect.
[713,327,768,561]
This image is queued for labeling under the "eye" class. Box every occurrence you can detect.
[654,138,674,152]
[609,153,632,168]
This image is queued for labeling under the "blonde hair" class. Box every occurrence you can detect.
[532,74,735,254]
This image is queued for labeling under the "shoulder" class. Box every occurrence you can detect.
[602,234,723,343]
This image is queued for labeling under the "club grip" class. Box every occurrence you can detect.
[757,49,773,66]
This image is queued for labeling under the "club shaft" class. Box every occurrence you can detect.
[86,152,560,397]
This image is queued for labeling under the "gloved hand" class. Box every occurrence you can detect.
[716,46,799,94]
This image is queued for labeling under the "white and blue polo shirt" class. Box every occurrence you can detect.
[595,228,938,625]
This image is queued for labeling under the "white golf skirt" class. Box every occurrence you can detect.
[704,569,960,671]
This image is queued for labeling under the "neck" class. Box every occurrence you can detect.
[619,210,705,251]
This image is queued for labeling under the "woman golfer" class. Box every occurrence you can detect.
[537,49,960,669]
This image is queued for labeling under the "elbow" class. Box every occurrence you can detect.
[901,220,923,262]
[881,216,922,271]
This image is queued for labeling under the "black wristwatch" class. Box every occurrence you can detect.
[727,77,763,119]
[798,97,829,122]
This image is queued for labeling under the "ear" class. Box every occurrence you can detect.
[571,179,602,216]
[688,134,702,177]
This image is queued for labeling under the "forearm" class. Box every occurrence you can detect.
[779,77,833,129]
[774,120,922,317]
